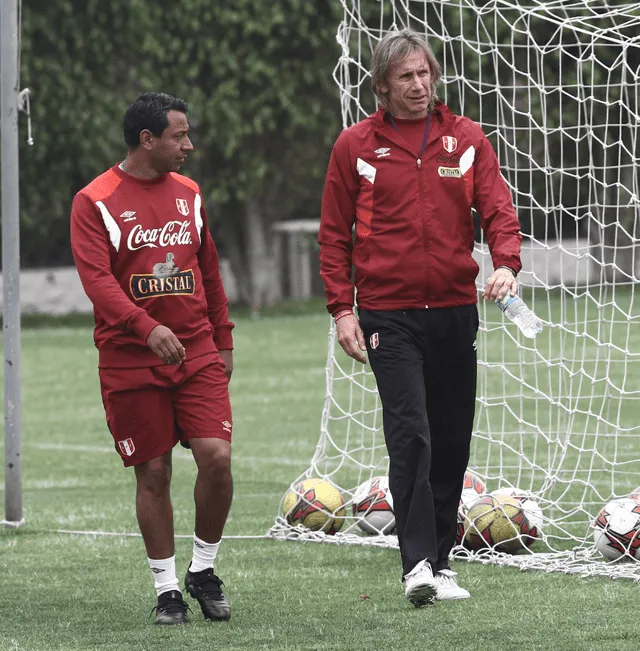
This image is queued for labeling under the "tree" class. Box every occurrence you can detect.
[17,0,343,312]
[146,0,343,311]
[18,0,158,267]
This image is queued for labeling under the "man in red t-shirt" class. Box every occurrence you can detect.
[71,92,234,624]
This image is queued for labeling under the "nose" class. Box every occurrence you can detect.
[183,137,194,152]
[410,73,422,89]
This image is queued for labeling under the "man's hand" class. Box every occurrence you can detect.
[483,268,517,302]
[147,325,186,365]
[219,349,233,382]
[336,313,367,364]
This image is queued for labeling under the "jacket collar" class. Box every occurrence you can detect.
[367,101,455,154]
[370,101,455,132]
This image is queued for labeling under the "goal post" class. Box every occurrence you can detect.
[269,0,640,578]
[1,0,24,529]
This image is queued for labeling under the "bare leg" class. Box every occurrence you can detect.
[134,451,175,558]
[189,439,233,543]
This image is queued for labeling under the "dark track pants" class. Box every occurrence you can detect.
[358,306,479,577]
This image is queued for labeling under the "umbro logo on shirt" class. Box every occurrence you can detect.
[119,210,137,222]
[374,147,391,158]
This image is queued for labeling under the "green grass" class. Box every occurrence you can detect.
[2,298,640,650]
[315,288,640,544]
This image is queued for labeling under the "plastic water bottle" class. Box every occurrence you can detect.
[495,294,543,339]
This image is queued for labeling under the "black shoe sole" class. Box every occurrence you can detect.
[407,583,437,608]
[155,614,188,625]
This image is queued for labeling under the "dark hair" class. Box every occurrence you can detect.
[122,92,189,148]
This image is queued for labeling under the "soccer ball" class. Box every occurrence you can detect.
[455,503,468,546]
[593,498,640,560]
[464,469,487,493]
[464,494,538,554]
[282,478,346,534]
[352,476,395,535]
[492,487,544,532]
[459,469,487,508]
[628,487,640,502]
[457,470,487,545]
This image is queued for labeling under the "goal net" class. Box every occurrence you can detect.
[268,0,640,579]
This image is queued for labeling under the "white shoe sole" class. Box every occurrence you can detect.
[435,591,471,601]
[406,582,437,607]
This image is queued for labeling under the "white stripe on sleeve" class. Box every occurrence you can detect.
[459,146,476,176]
[356,158,377,184]
[95,201,121,252]
[194,193,203,242]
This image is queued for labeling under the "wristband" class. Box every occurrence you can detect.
[497,265,517,277]
[334,310,354,323]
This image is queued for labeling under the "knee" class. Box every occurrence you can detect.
[135,458,172,496]
[195,440,232,476]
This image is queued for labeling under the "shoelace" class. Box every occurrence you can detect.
[435,572,458,587]
[194,574,225,600]
[405,560,431,580]
[152,595,190,616]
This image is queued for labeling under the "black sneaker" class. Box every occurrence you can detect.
[152,590,189,625]
[184,568,231,621]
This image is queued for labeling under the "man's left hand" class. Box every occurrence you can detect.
[219,349,233,382]
[483,268,517,301]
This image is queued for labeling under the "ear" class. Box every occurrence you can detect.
[379,83,389,95]
[139,129,154,151]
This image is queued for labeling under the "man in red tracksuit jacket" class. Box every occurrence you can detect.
[319,29,523,606]
[71,93,233,625]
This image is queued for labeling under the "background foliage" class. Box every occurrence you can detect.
[12,0,640,303]
[18,0,343,307]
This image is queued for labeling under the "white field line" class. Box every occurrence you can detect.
[9,442,299,538]
[46,529,268,540]
[0,478,88,491]
[26,442,308,466]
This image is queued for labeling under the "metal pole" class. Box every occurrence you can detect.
[1,0,23,527]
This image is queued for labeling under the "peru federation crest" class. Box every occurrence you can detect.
[176,198,190,216]
[442,136,458,153]
[117,438,136,457]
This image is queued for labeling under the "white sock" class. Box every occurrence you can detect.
[148,555,180,597]
[189,534,220,574]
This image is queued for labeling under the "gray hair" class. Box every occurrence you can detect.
[371,28,442,111]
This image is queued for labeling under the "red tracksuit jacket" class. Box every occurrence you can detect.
[319,102,522,315]
[70,165,233,368]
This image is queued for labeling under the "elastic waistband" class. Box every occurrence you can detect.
[98,334,215,369]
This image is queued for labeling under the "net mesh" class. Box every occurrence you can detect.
[268,0,640,579]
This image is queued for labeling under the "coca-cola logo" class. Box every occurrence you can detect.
[127,220,193,251]
[437,154,460,166]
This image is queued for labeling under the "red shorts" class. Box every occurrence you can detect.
[99,353,232,467]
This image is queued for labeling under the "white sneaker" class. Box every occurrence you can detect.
[434,569,471,600]
[403,559,437,607]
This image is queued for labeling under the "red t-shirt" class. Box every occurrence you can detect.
[70,164,234,368]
